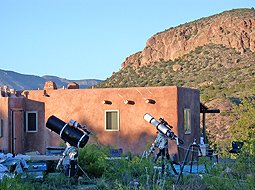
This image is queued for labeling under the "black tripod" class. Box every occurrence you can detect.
[143,131,178,176]
[176,139,202,184]
[56,142,90,179]
[56,142,79,177]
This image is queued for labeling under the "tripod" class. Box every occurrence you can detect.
[56,143,79,177]
[56,142,90,179]
[176,139,202,184]
[143,132,178,176]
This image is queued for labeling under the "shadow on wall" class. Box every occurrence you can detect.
[43,113,176,157]
[87,124,156,155]
[23,99,45,154]
[0,110,7,152]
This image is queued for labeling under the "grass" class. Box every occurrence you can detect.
[1,144,254,190]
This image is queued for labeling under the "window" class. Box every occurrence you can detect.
[0,119,2,137]
[26,111,38,132]
[105,110,119,131]
[184,109,191,134]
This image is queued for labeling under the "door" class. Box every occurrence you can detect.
[11,109,24,154]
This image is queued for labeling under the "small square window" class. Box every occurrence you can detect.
[105,110,119,131]
[26,111,38,132]
[184,109,191,134]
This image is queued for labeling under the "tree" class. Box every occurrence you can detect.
[230,98,255,156]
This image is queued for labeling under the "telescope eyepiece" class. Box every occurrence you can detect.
[159,117,173,129]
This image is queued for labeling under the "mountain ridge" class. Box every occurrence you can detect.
[0,69,102,90]
[121,8,255,69]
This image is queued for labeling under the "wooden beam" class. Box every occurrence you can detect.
[204,109,220,113]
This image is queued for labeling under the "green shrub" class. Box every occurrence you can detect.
[229,99,255,156]
[78,144,110,177]
[0,176,34,190]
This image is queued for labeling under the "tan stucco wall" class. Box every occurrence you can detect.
[25,86,180,154]
[1,86,200,158]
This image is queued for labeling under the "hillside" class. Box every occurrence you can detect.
[96,8,255,143]
[0,69,102,90]
[97,44,255,100]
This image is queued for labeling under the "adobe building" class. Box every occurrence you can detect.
[0,83,200,160]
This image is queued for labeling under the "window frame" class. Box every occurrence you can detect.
[26,111,38,133]
[0,119,2,137]
[105,110,119,131]
[184,108,191,135]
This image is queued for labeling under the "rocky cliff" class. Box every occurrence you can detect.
[122,8,255,68]
[97,8,255,144]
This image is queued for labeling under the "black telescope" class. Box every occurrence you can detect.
[144,113,184,144]
[46,115,90,148]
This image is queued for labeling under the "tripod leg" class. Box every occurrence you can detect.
[190,145,194,173]
[177,145,192,184]
[69,160,76,177]
[154,149,162,163]
[161,149,166,177]
[166,149,178,175]
[77,164,91,180]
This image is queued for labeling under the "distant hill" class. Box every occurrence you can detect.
[0,69,102,90]
[96,8,255,143]
[42,75,102,89]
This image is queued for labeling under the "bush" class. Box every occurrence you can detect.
[0,175,34,190]
[230,98,255,156]
[2,145,255,189]
[78,144,110,177]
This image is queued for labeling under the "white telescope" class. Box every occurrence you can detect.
[144,113,183,144]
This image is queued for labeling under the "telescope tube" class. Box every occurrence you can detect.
[46,115,89,148]
[144,113,176,140]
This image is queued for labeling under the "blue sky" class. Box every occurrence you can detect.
[0,1,254,80]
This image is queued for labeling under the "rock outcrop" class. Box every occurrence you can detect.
[121,9,255,68]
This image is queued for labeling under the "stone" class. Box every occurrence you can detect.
[172,64,182,72]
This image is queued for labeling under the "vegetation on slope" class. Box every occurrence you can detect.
[96,44,255,102]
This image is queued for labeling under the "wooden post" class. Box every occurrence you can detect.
[202,112,207,144]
